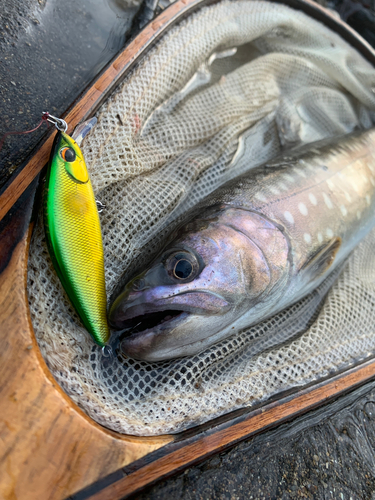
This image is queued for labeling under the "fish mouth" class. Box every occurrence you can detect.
[118,309,187,338]
[109,289,230,360]
[117,308,190,360]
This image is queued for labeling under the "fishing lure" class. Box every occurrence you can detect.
[43,114,110,347]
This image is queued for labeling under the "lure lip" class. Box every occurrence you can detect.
[71,117,98,146]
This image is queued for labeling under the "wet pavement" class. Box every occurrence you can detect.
[133,382,375,499]
[2,0,375,498]
[0,0,142,191]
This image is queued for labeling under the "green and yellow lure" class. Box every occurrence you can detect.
[44,120,110,347]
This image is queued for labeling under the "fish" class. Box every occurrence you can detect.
[109,128,375,361]
[44,129,110,347]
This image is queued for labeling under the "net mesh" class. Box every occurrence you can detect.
[27,0,375,435]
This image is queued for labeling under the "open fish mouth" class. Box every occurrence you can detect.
[117,307,192,360]
[109,287,230,346]
[118,309,188,338]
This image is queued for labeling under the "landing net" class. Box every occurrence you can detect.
[28,0,375,435]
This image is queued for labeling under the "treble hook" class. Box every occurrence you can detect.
[101,345,113,358]
[96,199,106,213]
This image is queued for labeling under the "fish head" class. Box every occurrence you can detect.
[51,131,89,184]
[109,206,290,361]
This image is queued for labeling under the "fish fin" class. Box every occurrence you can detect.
[301,237,342,282]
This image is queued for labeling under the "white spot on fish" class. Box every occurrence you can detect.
[326,179,335,191]
[326,228,333,238]
[344,191,352,202]
[340,205,347,217]
[323,193,333,209]
[279,182,288,191]
[317,232,323,243]
[284,211,294,224]
[283,174,295,183]
[308,193,317,206]
[270,186,281,195]
[304,233,312,244]
[366,195,371,205]
[256,193,267,203]
[293,167,307,178]
[300,159,314,172]
[357,210,362,220]
[298,203,308,216]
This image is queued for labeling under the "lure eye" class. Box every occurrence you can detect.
[166,251,200,282]
[60,147,76,162]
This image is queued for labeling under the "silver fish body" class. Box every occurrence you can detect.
[109,129,375,361]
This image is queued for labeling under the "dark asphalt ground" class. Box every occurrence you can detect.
[2,0,375,498]
[134,382,375,500]
[0,0,141,191]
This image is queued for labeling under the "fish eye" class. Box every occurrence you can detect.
[174,259,193,279]
[165,251,199,282]
[60,147,76,162]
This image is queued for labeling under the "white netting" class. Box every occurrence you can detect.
[27,0,375,435]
